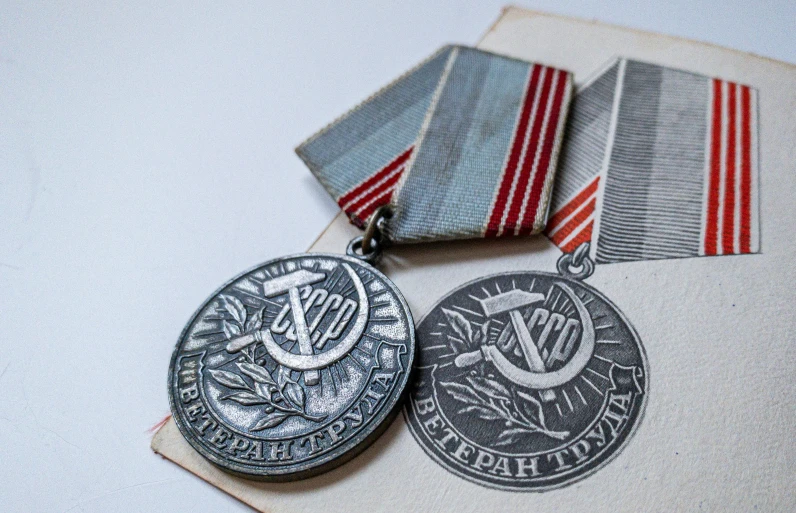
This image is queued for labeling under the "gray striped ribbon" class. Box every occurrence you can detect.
[296,46,573,244]
[546,58,760,263]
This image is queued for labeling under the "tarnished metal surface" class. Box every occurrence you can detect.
[169,253,414,480]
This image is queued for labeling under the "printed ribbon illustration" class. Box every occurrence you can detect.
[546,58,760,263]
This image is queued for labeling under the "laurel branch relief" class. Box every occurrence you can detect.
[439,308,569,443]
[208,294,325,431]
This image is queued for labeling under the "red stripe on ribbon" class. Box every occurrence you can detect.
[500,66,555,235]
[338,147,412,208]
[337,146,413,226]
[722,82,737,254]
[355,186,397,223]
[561,220,594,254]
[740,85,752,254]
[485,64,543,237]
[549,197,596,246]
[704,79,723,256]
[517,70,570,236]
[546,176,600,234]
[345,165,404,216]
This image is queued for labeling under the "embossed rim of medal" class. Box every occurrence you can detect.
[403,269,650,492]
[168,252,416,481]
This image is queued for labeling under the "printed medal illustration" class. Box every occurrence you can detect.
[404,244,648,491]
[168,253,414,480]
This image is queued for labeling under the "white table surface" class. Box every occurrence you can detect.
[1,2,793,511]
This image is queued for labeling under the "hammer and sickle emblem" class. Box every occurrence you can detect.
[454,283,595,399]
[226,263,369,385]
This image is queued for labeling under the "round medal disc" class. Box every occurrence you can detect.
[404,270,648,491]
[169,253,414,480]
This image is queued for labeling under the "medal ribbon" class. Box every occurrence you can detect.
[296,46,574,244]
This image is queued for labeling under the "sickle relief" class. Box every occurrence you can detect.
[258,263,369,372]
[454,282,595,391]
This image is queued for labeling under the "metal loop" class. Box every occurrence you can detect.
[361,205,392,254]
[557,243,595,280]
[572,242,590,267]
[346,235,382,266]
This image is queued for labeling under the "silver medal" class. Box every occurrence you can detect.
[169,252,414,480]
